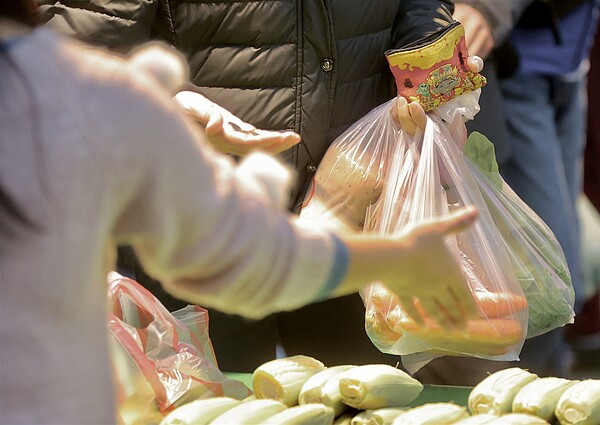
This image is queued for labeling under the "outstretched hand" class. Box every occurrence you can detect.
[174,91,301,156]
[387,206,480,329]
[338,206,480,331]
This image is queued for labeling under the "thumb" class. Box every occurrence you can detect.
[204,110,224,135]
[434,206,478,235]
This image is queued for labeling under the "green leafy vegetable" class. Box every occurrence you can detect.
[463,131,502,189]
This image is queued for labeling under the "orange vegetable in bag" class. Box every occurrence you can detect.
[393,316,524,356]
[413,292,528,320]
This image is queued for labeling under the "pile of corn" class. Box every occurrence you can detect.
[466,367,600,425]
[159,355,600,425]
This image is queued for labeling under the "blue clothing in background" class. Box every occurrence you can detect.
[498,0,600,377]
[512,0,600,76]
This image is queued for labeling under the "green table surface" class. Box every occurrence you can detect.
[224,372,471,408]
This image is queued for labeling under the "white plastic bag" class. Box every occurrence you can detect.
[300,91,573,370]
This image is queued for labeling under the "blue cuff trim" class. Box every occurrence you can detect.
[316,234,349,300]
[0,36,26,51]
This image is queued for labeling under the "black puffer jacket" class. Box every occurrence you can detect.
[39,0,454,205]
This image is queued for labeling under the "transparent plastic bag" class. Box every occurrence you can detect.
[463,132,576,338]
[301,91,576,369]
[300,93,530,370]
[107,272,251,424]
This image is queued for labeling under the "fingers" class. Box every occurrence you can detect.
[204,109,225,135]
[408,101,427,130]
[263,132,301,154]
[450,285,480,320]
[453,3,494,59]
[395,97,427,136]
[398,296,425,327]
[432,205,479,235]
[174,91,214,125]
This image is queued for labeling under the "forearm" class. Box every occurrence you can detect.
[330,235,398,298]
[393,0,454,47]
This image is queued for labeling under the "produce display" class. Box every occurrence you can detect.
[554,380,600,425]
[252,355,327,406]
[157,356,599,425]
[299,365,358,415]
[512,377,576,421]
[468,367,539,415]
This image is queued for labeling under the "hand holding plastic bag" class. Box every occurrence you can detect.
[300,22,574,371]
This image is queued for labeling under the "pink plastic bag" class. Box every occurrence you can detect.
[107,272,251,424]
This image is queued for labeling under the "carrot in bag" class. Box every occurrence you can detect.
[372,286,528,320]
[388,311,524,356]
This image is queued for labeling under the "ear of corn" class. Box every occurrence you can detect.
[319,368,361,416]
[512,377,577,421]
[554,379,600,425]
[252,355,326,406]
[299,365,357,406]
[209,399,287,424]
[338,364,423,410]
[468,367,539,415]
[350,407,407,425]
[333,413,356,425]
[263,403,335,425]
[390,402,469,424]
[453,413,499,424]
[158,396,241,425]
[486,413,550,424]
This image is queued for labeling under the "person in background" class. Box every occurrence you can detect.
[496,0,599,377]
[36,0,487,371]
[0,2,482,423]
[451,0,531,167]
[565,24,600,375]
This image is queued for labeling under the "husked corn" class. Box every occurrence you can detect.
[554,379,600,425]
[338,364,423,410]
[209,399,287,424]
[468,367,539,415]
[299,365,357,415]
[485,413,550,424]
[390,402,469,424]
[263,403,335,425]
[453,413,499,424]
[253,355,326,406]
[319,368,357,416]
[512,377,576,421]
[350,407,407,425]
[334,413,355,425]
[158,396,240,425]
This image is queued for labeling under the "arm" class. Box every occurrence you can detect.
[98,48,478,326]
[127,46,302,156]
[393,0,454,47]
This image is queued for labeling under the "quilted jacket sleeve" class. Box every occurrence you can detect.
[36,0,159,52]
[392,0,455,47]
